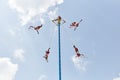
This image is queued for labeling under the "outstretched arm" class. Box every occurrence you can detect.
[48,48,50,51]
[40,24,43,27]
[28,26,34,29]
[79,19,83,23]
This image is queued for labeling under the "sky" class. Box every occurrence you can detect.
[0,0,120,80]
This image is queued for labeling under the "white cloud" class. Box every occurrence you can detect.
[72,55,88,71]
[38,75,47,80]
[9,29,16,36]
[113,78,120,80]
[113,74,120,80]
[0,57,18,80]
[48,8,58,20]
[13,49,25,61]
[40,18,45,24]
[8,0,64,25]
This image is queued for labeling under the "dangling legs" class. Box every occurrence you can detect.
[43,55,48,62]
[43,56,46,61]
[36,30,39,34]
[74,27,77,31]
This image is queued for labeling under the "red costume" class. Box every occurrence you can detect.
[43,48,50,62]
[69,19,82,31]
[29,24,42,34]
[73,45,81,57]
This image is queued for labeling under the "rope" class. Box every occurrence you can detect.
[61,25,77,45]
[48,25,57,48]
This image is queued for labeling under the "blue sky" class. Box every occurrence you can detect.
[0,0,120,80]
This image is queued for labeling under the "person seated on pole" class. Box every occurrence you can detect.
[52,16,66,25]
